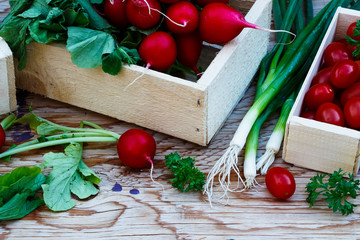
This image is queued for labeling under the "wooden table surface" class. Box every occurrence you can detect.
[1,0,360,239]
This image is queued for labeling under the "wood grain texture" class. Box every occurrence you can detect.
[1,0,360,239]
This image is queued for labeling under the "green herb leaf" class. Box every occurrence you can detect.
[165,152,205,192]
[119,30,142,49]
[67,26,116,69]
[76,0,112,30]
[305,169,360,215]
[16,108,64,135]
[41,143,100,211]
[18,0,50,19]
[0,17,33,70]
[0,191,44,221]
[0,166,46,221]
[102,47,140,75]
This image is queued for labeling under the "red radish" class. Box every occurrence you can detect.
[117,128,163,189]
[0,125,5,150]
[126,0,161,29]
[139,31,177,71]
[192,0,229,7]
[159,0,180,4]
[117,129,156,169]
[198,2,290,44]
[175,31,203,76]
[165,1,199,35]
[104,0,129,28]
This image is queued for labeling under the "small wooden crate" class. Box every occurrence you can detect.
[0,37,16,115]
[14,0,271,146]
[283,7,360,175]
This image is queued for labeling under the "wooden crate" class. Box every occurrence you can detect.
[283,7,360,175]
[14,0,271,146]
[0,37,16,115]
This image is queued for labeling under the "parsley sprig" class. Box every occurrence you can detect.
[346,20,360,59]
[306,169,360,215]
[165,152,205,192]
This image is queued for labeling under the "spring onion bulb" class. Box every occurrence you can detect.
[256,96,295,175]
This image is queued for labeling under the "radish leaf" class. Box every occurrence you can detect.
[102,47,140,75]
[0,166,46,220]
[67,26,116,68]
[41,143,100,211]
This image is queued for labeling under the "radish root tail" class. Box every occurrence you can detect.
[124,63,150,91]
[257,27,297,44]
[203,145,244,206]
[142,0,186,28]
[146,156,165,192]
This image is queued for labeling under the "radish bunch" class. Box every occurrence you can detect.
[102,0,272,75]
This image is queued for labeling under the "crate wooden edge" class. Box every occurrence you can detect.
[202,0,271,141]
[0,37,16,115]
[283,7,360,175]
[283,116,360,175]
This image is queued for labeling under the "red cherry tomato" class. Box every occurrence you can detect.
[104,0,129,28]
[340,82,360,106]
[300,110,315,120]
[311,67,333,86]
[304,83,335,110]
[323,42,352,67]
[315,102,345,126]
[347,22,360,42]
[330,59,360,89]
[0,125,5,149]
[344,97,360,129]
[265,167,296,200]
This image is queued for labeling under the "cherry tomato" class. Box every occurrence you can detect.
[347,21,360,42]
[0,125,5,149]
[330,59,360,89]
[265,167,296,200]
[300,110,315,120]
[311,67,333,86]
[104,0,129,28]
[315,102,345,126]
[304,83,335,110]
[344,97,360,129]
[340,82,360,106]
[323,42,352,67]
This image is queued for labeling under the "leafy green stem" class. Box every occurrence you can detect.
[0,136,117,160]
[1,114,17,130]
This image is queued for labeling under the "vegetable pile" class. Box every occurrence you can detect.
[0,0,284,78]
[300,20,360,130]
[203,0,360,204]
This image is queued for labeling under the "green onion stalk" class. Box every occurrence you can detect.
[203,0,351,203]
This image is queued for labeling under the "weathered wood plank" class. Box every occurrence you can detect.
[0,0,360,239]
